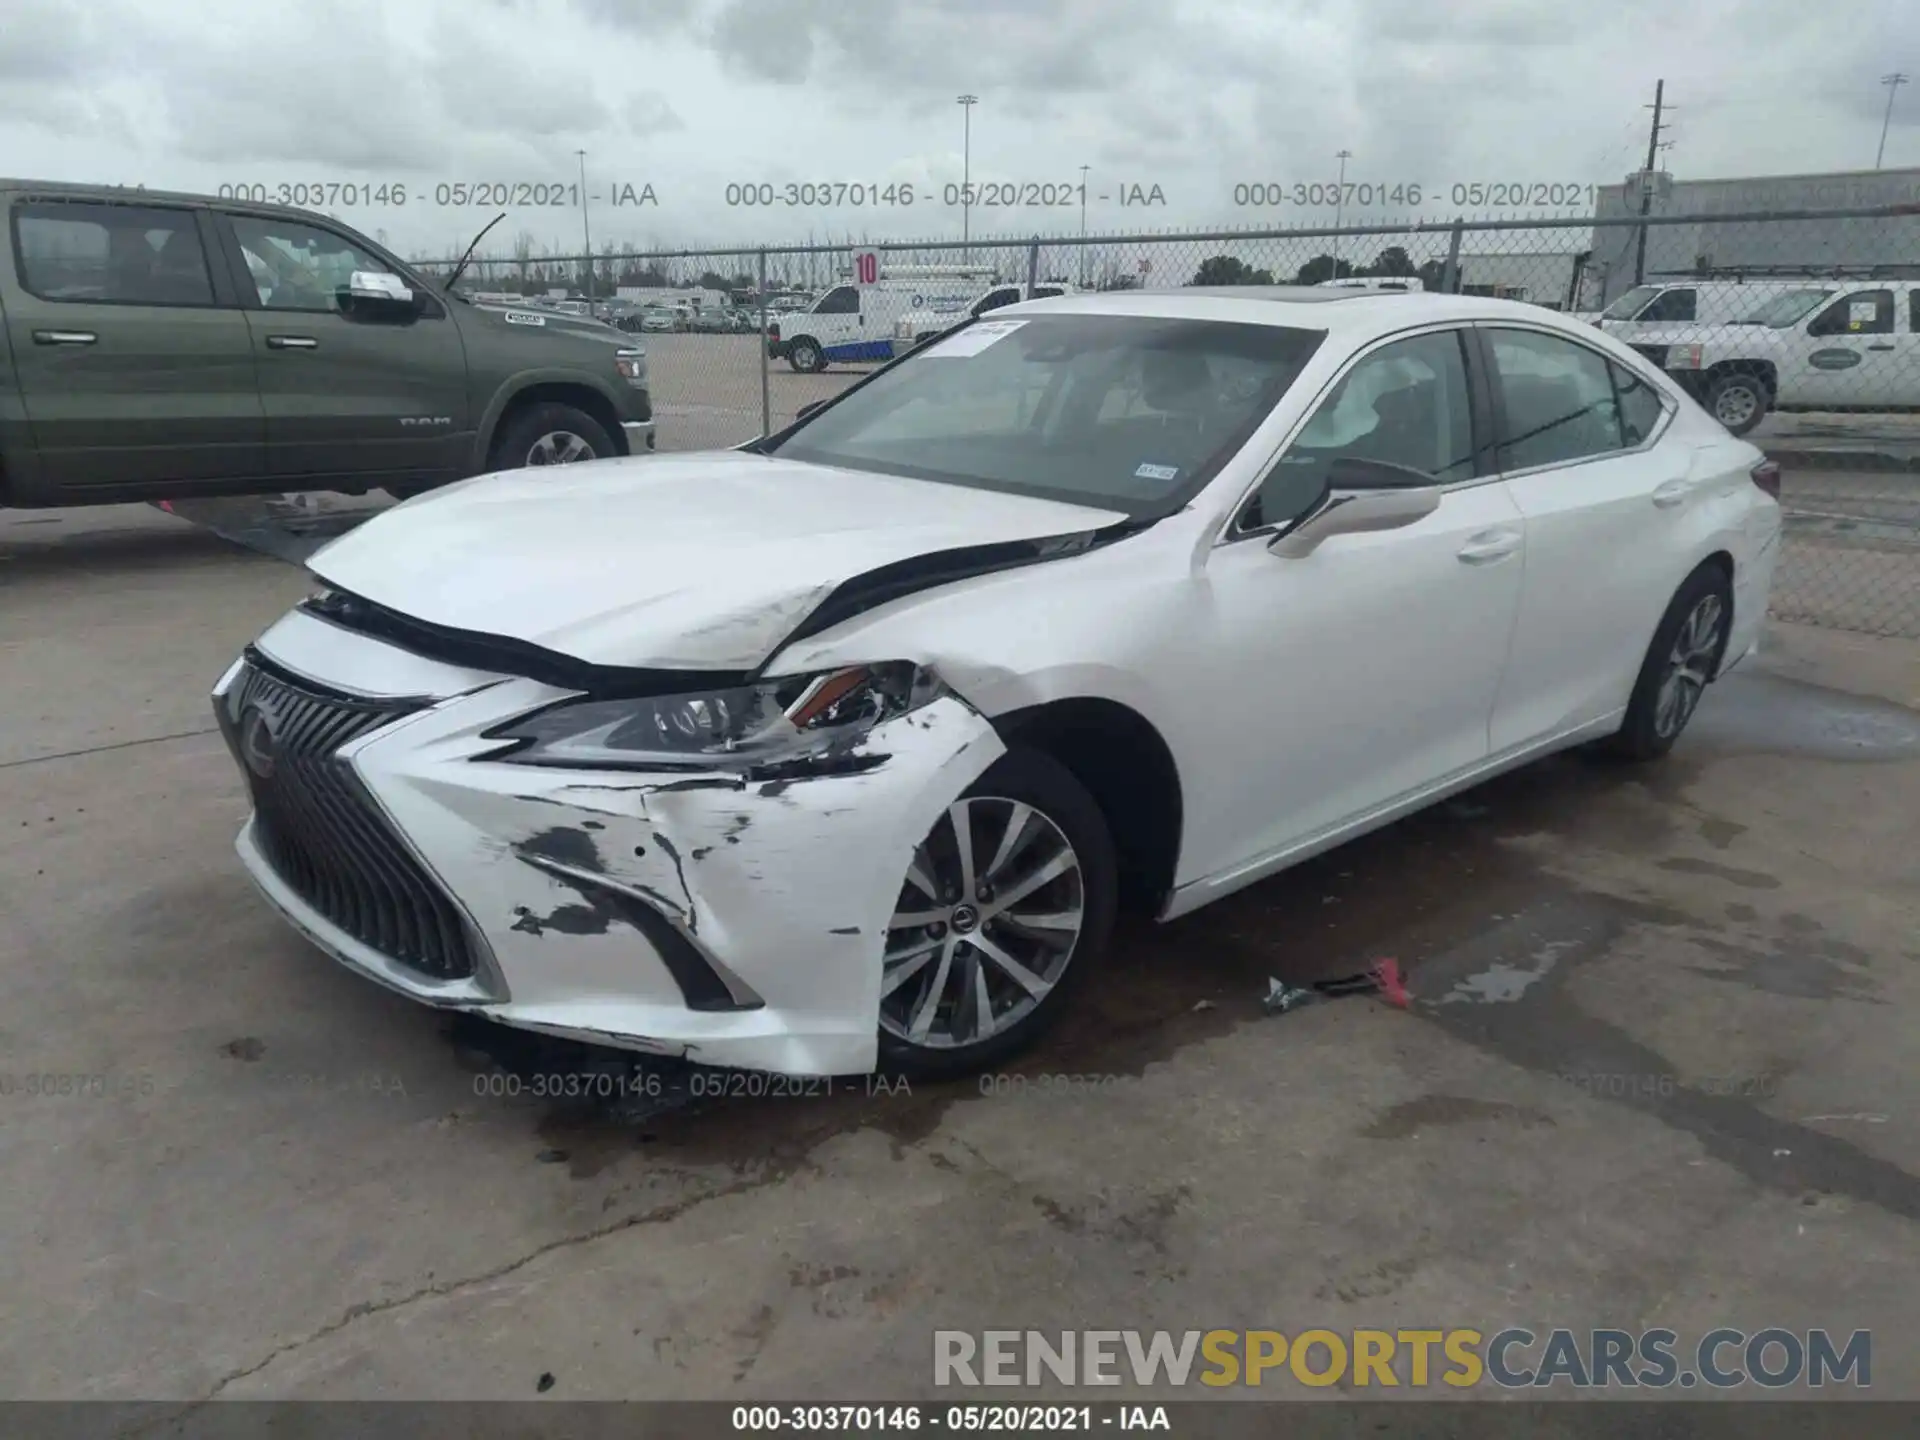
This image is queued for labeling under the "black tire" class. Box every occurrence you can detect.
[876,749,1117,1081]
[787,336,826,373]
[1705,371,1769,435]
[1606,563,1733,761]
[488,402,615,471]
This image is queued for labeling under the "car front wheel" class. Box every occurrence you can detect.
[876,750,1116,1079]
[491,402,615,470]
[788,337,825,373]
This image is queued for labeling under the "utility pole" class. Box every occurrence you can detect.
[1878,73,1909,169]
[1078,164,1090,287]
[1632,80,1669,286]
[1332,149,1352,274]
[958,94,978,266]
[576,150,593,301]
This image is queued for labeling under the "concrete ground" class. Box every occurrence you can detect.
[2,502,1918,1408]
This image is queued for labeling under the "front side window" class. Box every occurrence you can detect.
[1808,289,1893,337]
[814,285,858,315]
[1488,328,1626,471]
[1242,329,1475,531]
[770,314,1325,517]
[14,201,214,306]
[229,215,392,312]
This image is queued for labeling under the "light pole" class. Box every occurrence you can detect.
[1078,164,1090,287]
[1332,149,1352,276]
[958,94,978,265]
[1878,73,1909,169]
[576,149,593,300]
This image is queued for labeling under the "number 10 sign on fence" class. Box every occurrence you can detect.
[853,250,880,284]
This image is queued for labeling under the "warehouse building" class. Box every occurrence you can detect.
[1585,166,1920,308]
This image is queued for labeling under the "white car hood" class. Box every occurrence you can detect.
[306,451,1127,671]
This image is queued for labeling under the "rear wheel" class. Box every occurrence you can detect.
[788,336,825,373]
[1607,565,1733,760]
[490,403,614,471]
[1705,371,1769,435]
[876,750,1116,1079]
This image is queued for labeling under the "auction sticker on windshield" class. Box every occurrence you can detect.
[925,319,1028,357]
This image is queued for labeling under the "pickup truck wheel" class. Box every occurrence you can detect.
[1705,372,1768,435]
[787,337,826,373]
[492,403,614,470]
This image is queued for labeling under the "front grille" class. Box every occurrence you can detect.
[230,658,479,981]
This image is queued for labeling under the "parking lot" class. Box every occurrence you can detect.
[3,498,1917,1402]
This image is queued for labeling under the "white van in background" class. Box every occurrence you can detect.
[1316,276,1425,293]
[768,266,997,371]
[892,280,1079,350]
[1596,280,1803,342]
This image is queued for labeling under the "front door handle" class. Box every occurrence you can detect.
[1457,528,1521,564]
[1652,478,1692,508]
[265,335,318,350]
[1868,342,1896,351]
[32,330,96,346]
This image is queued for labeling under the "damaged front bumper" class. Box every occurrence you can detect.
[215,608,1006,1075]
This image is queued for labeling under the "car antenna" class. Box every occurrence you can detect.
[443,212,508,297]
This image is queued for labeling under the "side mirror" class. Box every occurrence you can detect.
[341,270,418,321]
[1268,483,1441,559]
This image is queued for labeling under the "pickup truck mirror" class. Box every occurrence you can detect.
[340,271,420,322]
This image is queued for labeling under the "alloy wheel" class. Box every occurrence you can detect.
[1714,384,1759,429]
[1653,592,1724,739]
[879,797,1085,1051]
[526,430,596,465]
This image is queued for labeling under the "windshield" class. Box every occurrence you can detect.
[1741,289,1837,327]
[1601,285,1662,320]
[767,314,1325,516]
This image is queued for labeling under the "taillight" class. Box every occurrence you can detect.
[1750,459,1781,499]
[768,322,781,341]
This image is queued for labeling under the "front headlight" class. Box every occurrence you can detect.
[482,662,946,771]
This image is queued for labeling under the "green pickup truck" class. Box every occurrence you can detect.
[0,179,654,507]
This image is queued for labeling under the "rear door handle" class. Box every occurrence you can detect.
[265,335,318,350]
[1652,478,1693,508]
[32,330,96,346]
[1456,528,1521,564]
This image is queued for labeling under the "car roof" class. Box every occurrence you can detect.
[1004,286,1579,331]
[0,176,331,226]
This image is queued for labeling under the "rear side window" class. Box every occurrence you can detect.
[14,201,215,306]
[1640,288,1696,322]
[1487,328,1627,471]
[975,288,1021,314]
[1034,286,1065,300]
[1611,362,1666,447]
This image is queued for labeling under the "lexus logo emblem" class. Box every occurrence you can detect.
[239,706,277,779]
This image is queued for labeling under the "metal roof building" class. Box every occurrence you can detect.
[1585,166,1920,306]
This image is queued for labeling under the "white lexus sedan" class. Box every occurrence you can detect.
[213,288,1781,1079]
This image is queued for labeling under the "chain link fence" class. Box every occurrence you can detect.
[426,205,1920,639]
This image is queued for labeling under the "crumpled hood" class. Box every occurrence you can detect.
[306,451,1126,671]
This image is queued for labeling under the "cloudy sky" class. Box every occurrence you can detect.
[5,0,1919,262]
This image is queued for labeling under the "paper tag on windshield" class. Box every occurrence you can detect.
[1849,300,1878,325]
[924,318,1028,356]
[1134,463,1180,481]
